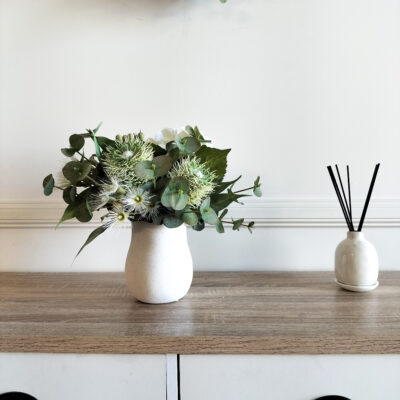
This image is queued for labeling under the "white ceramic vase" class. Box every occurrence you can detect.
[125,221,193,304]
[334,231,379,292]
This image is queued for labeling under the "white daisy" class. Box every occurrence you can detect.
[102,206,130,228]
[121,187,152,216]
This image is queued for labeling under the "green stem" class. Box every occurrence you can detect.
[234,186,256,194]
[221,219,251,227]
[77,151,98,165]
[86,175,101,186]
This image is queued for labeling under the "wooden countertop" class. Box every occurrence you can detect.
[0,271,399,354]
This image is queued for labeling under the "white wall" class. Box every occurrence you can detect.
[1,0,400,271]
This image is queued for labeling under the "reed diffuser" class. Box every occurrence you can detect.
[327,164,380,292]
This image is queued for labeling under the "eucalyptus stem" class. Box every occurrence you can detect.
[221,219,251,227]
[85,175,101,186]
[77,151,98,165]
[234,185,257,194]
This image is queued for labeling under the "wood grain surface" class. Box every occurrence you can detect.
[0,272,399,354]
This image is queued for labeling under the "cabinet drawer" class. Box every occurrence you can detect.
[181,355,400,400]
[0,353,165,400]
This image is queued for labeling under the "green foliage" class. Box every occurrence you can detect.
[43,123,261,259]
[161,177,190,210]
[62,161,92,185]
[76,226,107,258]
[163,214,183,228]
[214,176,241,194]
[200,197,219,225]
[63,186,77,204]
[232,218,244,231]
[195,145,230,182]
[253,176,262,197]
[69,134,85,151]
[135,155,172,180]
[211,191,249,213]
[182,211,198,226]
[43,174,54,196]
[192,219,205,231]
[61,148,76,157]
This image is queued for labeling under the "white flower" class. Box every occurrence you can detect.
[89,177,122,211]
[102,205,130,228]
[145,202,160,221]
[54,171,71,190]
[152,127,190,147]
[121,187,152,216]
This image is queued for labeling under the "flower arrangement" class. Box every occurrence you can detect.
[43,124,262,256]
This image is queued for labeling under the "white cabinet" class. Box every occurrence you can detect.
[181,354,400,400]
[0,353,165,400]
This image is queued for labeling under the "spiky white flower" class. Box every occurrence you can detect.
[103,133,153,186]
[151,127,190,147]
[169,156,216,207]
[121,187,153,216]
[102,205,130,228]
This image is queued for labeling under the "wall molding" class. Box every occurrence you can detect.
[1,198,400,229]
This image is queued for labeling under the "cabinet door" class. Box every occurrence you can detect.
[0,353,165,400]
[181,354,400,400]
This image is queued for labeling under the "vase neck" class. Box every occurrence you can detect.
[347,231,364,240]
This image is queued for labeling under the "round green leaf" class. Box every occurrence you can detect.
[62,161,92,185]
[61,148,76,157]
[43,174,54,196]
[134,160,155,180]
[163,215,183,228]
[69,134,85,151]
[215,221,225,233]
[182,212,198,226]
[168,192,188,210]
[192,219,205,231]
[152,155,172,177]
[63,186,77,204]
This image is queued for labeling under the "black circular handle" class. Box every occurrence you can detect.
[315,397,351,400]
[0,393,37,400]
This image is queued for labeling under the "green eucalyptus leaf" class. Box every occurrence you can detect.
[192,219,205,231]
[232,218,244,231]
[62,161,92,185]
[248,221,255,233]
[219,208,228,219]
[75,199,93,222]
[210,192,249,213]
[253,176,262,197]
[176,136,201,155]
[43,174,55,196]
[168,192,188,210]
[92,122,103,134]
[182,211,198,226]
[75,225,107,258]
[61,148,76,157]
[214,176,242,194]
[69,134,85,151]
[134,160,155,180]
[195,145,230,182]
[63,186,77,204]
[56,203,76,227]
[215,220,225,233]
[153,155,172,177]
[96,136,115,150]
[200,197,219,225]
[163,214,184,228]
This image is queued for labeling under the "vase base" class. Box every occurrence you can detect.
[335,279,379,292]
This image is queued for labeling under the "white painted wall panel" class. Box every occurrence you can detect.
[181,355,400,400]
[0,353,166,400]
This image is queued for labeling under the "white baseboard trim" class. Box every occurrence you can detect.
[1,198,400,229]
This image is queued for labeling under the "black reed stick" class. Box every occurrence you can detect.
[347,165,352,222]
[327,166,352,231]
[357,163,380,232]
[335,164,354,231]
